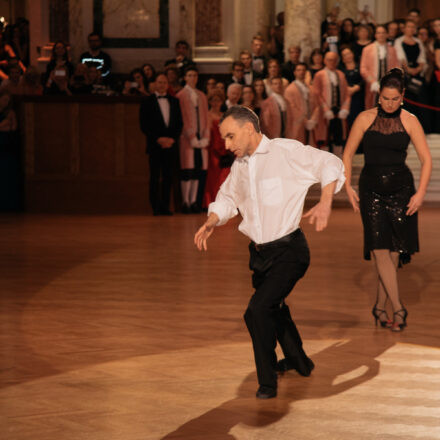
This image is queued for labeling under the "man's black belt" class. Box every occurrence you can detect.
[252,229,301,252]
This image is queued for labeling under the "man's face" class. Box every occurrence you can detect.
[288,48,300,63]
[240,53,252,69]
[227,86,241,104]
[176,43,188,57]
[185,70,198,88]
[220,116,253,157]
[155,74,168,94]
[252,39,263,55]
[404,21,417,37]
[407,12,419,24]
[324,53,338,70]
[327,25,339,36]
[88,36,101,50]
[268,62,279,77]
[294,65,306,81]
[388,22,398,37]
[375,27,388,44]
[233,64,244,80]
[270,78,282,94]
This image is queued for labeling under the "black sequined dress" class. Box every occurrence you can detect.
[359,106,418,264]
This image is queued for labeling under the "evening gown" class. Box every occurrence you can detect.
[203,119,232,208]
[359,106,419,265]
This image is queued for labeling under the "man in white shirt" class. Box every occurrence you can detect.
[194,106,345,399]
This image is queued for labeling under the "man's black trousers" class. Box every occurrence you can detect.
[244,229,312,389]
[148,147,176,213]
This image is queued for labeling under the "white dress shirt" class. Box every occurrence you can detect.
[208,135,345,244]
[184,84,199,107]
[155,92,170,127]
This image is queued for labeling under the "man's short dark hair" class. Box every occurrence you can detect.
[220,105,261,133]
[88,32,102,40]
[408,8,420,15]
[294,62,307,70]
[232,61,245,70]
[176,40,189,48]
[184,65,198,75]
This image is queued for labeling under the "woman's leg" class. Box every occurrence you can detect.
[372,250,404,324]
[374,251,399,308]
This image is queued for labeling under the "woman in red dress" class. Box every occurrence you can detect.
[203,90,234,208]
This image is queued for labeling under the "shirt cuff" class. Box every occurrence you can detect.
[320,157,346,194]
[208,201,238,226]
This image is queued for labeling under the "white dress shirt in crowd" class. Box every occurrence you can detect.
[155,92,170,127]
[271,92,287,112]
[208,135,345,244]
[326,68,338,86]
[244,70,253,85]
[184,84,199,107]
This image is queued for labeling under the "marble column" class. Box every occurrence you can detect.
[195,0,222,46]
[326,0,358,21]
[179,0,196,55]
[284,0,322,62]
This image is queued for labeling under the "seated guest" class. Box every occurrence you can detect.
[70,63,92,95]
[0,89,20,211]
[44,40,74,84]
[312,51,350,156]
[142,63,156,93]
[122,68,149,96]
[281,45,301,82]
[240,50,259,85]
[44,65,72,95]
[252,78,267,114]
[225,83,242,108]
[260,76,292,139]
[321,22,340,54]
[340,46,364,130]
[308,48,324,80]
[360,25,399,109]
[80,32,112,80]
[263,58,289,95]
[284,63,319,144]
[241,84,257,114]
[226,61,245,86]
[140,72,183,215]
[352,24,372,62]
[176,67,209,213]
[165,40,196,79]
[165,65,182,96]
[0,63,22,94]
[88,66,102,89]
[250,35,268,76]
[203,90,232,208]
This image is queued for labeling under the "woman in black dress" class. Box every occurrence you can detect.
[340,45,365,131]
[343,68,432,332]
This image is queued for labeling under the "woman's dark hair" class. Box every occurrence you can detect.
[340,18,356,44]
[309,48,323,65]
[141,63,156,79]
[220,105,260,133]
[380,68,405,93]
[51,40,69,61]
[129,68,146,84]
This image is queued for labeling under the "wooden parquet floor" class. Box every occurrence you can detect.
[0,209,439,440]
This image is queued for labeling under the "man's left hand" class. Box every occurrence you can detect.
[302,201,331,231]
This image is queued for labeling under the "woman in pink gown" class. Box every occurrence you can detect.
[203,90,234,208]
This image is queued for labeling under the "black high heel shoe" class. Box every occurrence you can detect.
[391,308,408,332]
[372,306,392,328]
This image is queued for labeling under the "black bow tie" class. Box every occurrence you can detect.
[253,56,264,60]
[157,95,167,99]
[244,70,251,74]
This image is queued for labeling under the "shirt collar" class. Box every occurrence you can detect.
[236,135,270,163]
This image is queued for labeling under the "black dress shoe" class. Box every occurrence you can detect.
[276,357,315,377]
[256,386,277,399]
[182,203,191,214]
[160,209,173,216]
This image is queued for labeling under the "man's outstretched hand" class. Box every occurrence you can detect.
[194,213,219,251]
[302,201,332,231]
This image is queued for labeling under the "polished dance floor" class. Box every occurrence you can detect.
[1,208,439,440]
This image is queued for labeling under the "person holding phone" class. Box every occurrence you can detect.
[44,66,72,95]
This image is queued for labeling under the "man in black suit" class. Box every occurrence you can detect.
[225,61,246,88]
[140,73,183,215]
